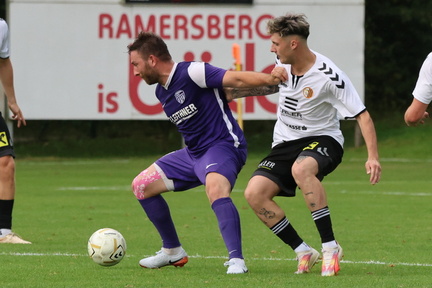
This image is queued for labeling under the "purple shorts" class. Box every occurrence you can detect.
[155,142,247,192]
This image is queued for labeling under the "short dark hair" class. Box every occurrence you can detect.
[127,31,172,61]
[267,13,310,39]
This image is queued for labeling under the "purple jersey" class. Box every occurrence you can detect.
[155,61,246,156]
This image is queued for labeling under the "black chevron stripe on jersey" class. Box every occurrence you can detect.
[318,62,345,89]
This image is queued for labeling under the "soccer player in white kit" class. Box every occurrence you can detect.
[0,19,30,244]
[404,52,432,126]
[227,13,381,276]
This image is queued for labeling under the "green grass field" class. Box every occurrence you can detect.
[2,122,432,287]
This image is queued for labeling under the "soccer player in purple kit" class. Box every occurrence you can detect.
[127,31,286,274]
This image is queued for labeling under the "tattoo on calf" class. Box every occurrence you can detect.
[304,191,316,208]
[258,208,276,219]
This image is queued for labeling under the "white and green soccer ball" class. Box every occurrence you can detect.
[87,228,127,266]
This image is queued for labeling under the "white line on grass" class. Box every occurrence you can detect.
[56,186,432,197]
[348,158,432,163]
[2,252,432,267]
[325,181,432,185]
[337,190,432,196]
[57,186,129,191]
[22,160,132,166]
[231,188,432,196]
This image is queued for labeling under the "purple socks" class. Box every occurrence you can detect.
[138,195,181,248]
[212,197,243,259]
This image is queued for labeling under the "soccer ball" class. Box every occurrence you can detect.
[87,228,127,266]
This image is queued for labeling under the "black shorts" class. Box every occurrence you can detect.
[252,136,343,197]
[0,112,15,158]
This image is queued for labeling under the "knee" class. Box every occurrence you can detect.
[131,169,161,200]
[291,164,307,185]
[131,173,145,200]
[0,156,15,178]
[0,156,15,170]
[244,186,263,208]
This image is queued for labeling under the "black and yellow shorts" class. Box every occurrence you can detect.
[0,112,15,158]
[252,136,343,197]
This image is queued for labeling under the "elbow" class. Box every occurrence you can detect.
[404,112,419,126]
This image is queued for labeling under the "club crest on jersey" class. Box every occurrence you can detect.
[175,90,186,104]
[302,87,313,99]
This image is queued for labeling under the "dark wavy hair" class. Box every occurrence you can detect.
[267,13,310,39]
[127,31,172,61]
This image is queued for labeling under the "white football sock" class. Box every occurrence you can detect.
[0,229,12,237]
[322,240,338,249]
[162,246,182,255]
[294,242,311,253]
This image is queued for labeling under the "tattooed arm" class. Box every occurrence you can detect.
[224,85,279,102]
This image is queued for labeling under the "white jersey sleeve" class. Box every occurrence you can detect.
[412,52,432,104]
[188,62,207,88]
[0,19,10,59]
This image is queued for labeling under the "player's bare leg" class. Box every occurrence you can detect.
[0,156,31,244]
[245,175,319,273]
[292,156,343,276]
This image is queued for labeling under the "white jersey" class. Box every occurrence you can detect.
[0,19,10,59]
[412,52,432,105]
[272,51,366,148]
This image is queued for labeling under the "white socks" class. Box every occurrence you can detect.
[162,246,182,255]
[322,240,338,249]
[294,242,312,253]
[0,228,12,237]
